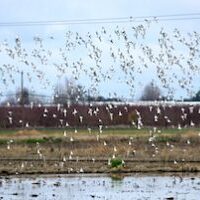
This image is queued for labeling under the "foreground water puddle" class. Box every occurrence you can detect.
[0,173,199,199]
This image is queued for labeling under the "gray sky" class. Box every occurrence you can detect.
[0,0,200,101]
[0,0,200,21]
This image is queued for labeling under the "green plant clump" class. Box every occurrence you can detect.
[111,158,124,168]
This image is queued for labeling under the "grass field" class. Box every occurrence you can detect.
[0,127,200,174]
[0,126,199,142]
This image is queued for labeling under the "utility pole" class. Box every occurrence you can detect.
[21,71,24,106]
[19,71,25,129]
[88,89,90,104]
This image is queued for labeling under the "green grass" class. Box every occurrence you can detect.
[20,138,49,144]
[159,127,200,134]
[0,139,9,144]
[0,127,199,138]
[156,135,181,143]
[0,129,19,135]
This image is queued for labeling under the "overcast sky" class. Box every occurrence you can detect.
[0,0,200,101]
[0,0,200,21]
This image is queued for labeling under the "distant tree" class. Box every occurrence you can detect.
[16,88,30,105]
[191,90,200,101]
[0,95,17,106]
[54,78,87,104]
[140,82,162,101]
[87,95,122,102]
[1,88,44,106]
[88,95,105,102]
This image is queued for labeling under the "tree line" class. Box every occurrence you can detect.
[1,78,200,106]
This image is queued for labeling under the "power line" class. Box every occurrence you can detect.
[0,12,200,27]
[135,16,200,23]
[1,12,200,24]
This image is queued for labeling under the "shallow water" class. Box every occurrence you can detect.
[0,173,199,200]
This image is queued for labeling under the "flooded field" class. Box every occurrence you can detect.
[0,173,199,200]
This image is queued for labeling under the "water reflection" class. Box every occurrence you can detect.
[0,173,199,199]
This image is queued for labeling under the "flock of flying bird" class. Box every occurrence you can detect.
[0,20,199,99]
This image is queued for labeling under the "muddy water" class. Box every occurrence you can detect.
[0,173,199,200]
